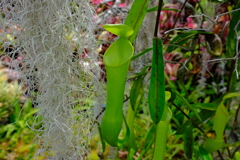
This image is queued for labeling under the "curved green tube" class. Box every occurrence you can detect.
[152,107,172,160]
[101,24,134,147]
[202,93,240,153]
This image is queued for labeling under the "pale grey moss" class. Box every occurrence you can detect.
[0,1,104,159]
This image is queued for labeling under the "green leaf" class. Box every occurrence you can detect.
[148,38,165,124]
[136,125,156,160]
[175,120,191,135]
[181,30,214,35]
[172,88,202,122]
[131,47,153,61]
[191,103,217,111]
[103,24,133,37]
[223,92,240,101]
[128,65,151,80]
[130,76,144,111]
[165,32,196,53]
[144,125,155,151]
[165,30,213,54]
[5,124,17,138]
[184,122,194,160]
[24,108,38,121]
[222,140,240,148]
[147,6,179,12]
[126,106,137,150]
[199,146,213,160]
[10,99,20,123]
[165,87,176,102]
[226,2,240,92]
[175,109,215,135]
[124,0,151,43]
[165,91,171,101]
[23,100,32,114]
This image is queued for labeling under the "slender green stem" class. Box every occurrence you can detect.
[170,101,205,135]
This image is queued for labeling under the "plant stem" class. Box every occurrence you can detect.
[96,108,106,120]
[154,0,164,37]
[226,59,235,94]
[170,101,205,134]
[224,134,232,158]
[234,103,240,125]
[217,150,224,160]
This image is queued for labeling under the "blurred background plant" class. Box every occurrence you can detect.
[0,64,38,160]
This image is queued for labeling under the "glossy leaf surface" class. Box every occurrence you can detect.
[148,38,165,124]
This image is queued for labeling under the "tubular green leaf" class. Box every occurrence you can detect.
[152,107,172,160]
[148,38,165,124]
[203,103,229,153]
[101,25,134,147]
[203,92,240,153]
